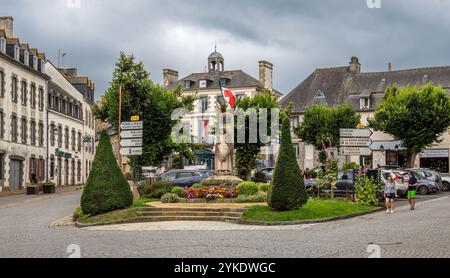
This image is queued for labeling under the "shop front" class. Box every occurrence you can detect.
[420,149,449,174]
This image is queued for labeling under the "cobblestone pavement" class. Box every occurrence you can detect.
[0,191,449,258]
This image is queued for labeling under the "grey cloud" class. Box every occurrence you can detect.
[1,0,450,99]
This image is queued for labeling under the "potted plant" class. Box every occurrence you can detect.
[26,183,39,195]
[43,182,56,194]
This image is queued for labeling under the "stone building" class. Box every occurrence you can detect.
[163,49,282,169]
[0,16,48,191]
[45,62,96,187]
[281,56,450,174]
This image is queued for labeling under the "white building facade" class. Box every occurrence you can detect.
[45,62,95,187]
[0,17,48,191]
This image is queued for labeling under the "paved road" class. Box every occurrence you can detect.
[0,191,449,258]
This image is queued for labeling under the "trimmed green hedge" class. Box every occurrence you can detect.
[269,117,308,211]
[81,130,133,215]
[237,182,259,196]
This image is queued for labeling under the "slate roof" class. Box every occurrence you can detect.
[166,70,263,91]
[281,62,450,113]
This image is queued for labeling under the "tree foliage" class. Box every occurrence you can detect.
[295,104,360,162]
[269,117,308,211]
[94,52,196,168]
[81,130,133,215]
[234,92,279,180]
[368,84,450,167]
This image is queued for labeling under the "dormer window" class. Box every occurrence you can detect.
[14,46,20,61]
[0,37,6,53]
[23,51,29,66]
[199,80,207,89]
[314,90,326,99]
[39,59,45,73]
[220,78,228,87]
[32,56,38,70]
[360,97,371,111]
[185,80,192,89]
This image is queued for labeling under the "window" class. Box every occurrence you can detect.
[77,160,81,182]
[29,157,36,181]
[30,84,36,109]
[33,56,38,70]
[50,124,55,146]
[11,114,18,142]
[38,122,44,147]
[38,88,44,111]
[58,126,62,147]
[360,97,370,111]
[293,144,300,157]
[0,37,6,53]
[14,46,20,61]
[20,81,27,106]
[185,80,191,89]
[11,76,18,103]
[200,97,209,113]
[291,116,300,129]
[69,103,73,117]
[65,127,69,149]
[39,59,45,73]
[0,154,4,181]
[50,157,55,178]
[314,90,326,99]
[23,51,29,66]
[78,132,82,152]
[220,79,227,87]
[199,80,207,88]
[71,130,76,151]
[21,117,27,144]
[0,111,4,139]
[0,70,4,97]
[30,120,36,146]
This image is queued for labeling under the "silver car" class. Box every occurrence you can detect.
[406,168,443,192]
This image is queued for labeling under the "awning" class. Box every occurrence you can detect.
[370,141,404,151]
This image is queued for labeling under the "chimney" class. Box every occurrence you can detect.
[163,69,179,87]
[0,16,14,37]
[388,62,392,72]
[259,60,273,91]
[59,68,78,77]
[348,56,361,74]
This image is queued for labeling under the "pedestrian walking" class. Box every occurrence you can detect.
[407,171,418,210]
[385,176,397,213]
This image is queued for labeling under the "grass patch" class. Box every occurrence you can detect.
[133,198,159,207]
[243,199,378,222]
[76,207,140,224]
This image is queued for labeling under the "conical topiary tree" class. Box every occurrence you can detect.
[81,130,133,215]
[269,117,308,211]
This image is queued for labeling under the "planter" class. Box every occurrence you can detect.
[26,186,39,195]
[43,183,56,194]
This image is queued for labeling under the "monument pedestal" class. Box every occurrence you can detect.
[202,173,243,188]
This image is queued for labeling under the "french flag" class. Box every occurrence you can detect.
[219,83,236,109]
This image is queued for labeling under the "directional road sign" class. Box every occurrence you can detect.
[339,147,372,156]
[340,137,372,147]
[121,121,144,130]
[340,129,373,138]
[120,138,143,147]
[120,147,143,156]
[120,130,144,139]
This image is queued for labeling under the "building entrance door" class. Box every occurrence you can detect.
[65,159,69,186]
[57,158,62,186]
[9,160,23,191]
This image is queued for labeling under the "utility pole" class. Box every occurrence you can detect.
[118,83,123,172]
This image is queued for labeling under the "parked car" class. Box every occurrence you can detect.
[406,168,443,192]
[252,167,274,183]
[380,170,408,198]
[156,170,211,187]
[305,169,356,197]
[441,176,450,192]
[401,170,440,195]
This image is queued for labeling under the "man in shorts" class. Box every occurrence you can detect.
[407,172,418,210]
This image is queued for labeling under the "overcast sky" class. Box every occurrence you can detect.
[2,0,450,99]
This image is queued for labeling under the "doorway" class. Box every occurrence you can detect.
[9,159,23,191]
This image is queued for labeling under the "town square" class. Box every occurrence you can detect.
[1,0,450,273]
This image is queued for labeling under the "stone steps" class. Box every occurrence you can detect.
[137,207,247,223]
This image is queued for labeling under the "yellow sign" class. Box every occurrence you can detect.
[358,123,366,129]
[131,116,140,122]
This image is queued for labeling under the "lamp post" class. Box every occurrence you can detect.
[395,145,399,166]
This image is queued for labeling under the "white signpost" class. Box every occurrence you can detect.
[120,130,144,139]
[120,138,143,147]
[340,129,373,138]
[120,147,143,156]
[120,120,143,156]
[339,147,373,156]
[340,128,373,156]
[121,121,144,130]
